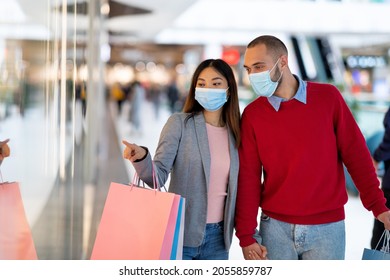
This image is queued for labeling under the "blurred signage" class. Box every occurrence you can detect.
[346,55,387,69]
[222,48,240,65]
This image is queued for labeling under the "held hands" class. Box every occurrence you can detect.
[0,139,10,162]
[122,140,146,162]
[242,242,268,260]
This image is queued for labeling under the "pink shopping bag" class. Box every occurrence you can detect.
[170,197,185,260]
[90,182,182,260]
[160,194,182,259]
[0,182,38,260]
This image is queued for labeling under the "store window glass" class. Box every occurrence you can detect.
[0,0,106,259]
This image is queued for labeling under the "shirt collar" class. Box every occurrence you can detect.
[267,75,307,111]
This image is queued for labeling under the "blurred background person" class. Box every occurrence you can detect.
[148,82,163,120]
[110,82,126,116]
[128,80,146,135]
[166,79,180,114]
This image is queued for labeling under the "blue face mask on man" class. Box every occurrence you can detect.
[249,58,283,97]
[195,87,228,112]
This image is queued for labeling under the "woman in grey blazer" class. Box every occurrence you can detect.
[123,59,241,260]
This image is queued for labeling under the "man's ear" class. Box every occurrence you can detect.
[280,55,288,68]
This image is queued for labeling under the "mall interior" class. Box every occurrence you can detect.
[1,0,390,260]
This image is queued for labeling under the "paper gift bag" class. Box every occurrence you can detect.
[90,182,183,260]
[362,230,390,260]
[170,196,185,260]
[159,194,181,260]
[160,195,185,260]
[0,182,38,260]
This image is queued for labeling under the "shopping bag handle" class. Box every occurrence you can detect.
[130,164,167,192]
[374,229,390,252]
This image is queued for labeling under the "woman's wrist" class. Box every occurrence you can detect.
[134,146,148,162]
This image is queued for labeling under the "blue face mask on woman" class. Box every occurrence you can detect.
[195,87,228,112]
[249,58,283,97]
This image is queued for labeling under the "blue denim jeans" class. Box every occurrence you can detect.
[182,221,228,260]
[259,214,346,260]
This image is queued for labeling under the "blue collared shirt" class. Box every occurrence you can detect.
[267,75,307,111]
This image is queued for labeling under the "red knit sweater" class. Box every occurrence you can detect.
[235,81,388,247]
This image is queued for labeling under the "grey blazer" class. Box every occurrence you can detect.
[133,112,239,250]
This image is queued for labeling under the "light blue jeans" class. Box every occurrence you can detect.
[259,214,346,260]
[182,221,228,260]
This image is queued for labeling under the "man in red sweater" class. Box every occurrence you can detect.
[235,35,390,260]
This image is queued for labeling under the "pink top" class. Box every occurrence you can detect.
[206,123,230,223]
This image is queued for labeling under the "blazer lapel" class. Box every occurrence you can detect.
[227,127,239,190]
[194,113,211,189]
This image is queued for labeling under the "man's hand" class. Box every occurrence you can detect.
[377,210,390,230]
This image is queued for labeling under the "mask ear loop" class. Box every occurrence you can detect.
[270,57,283,83]
[269,57,280,73]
